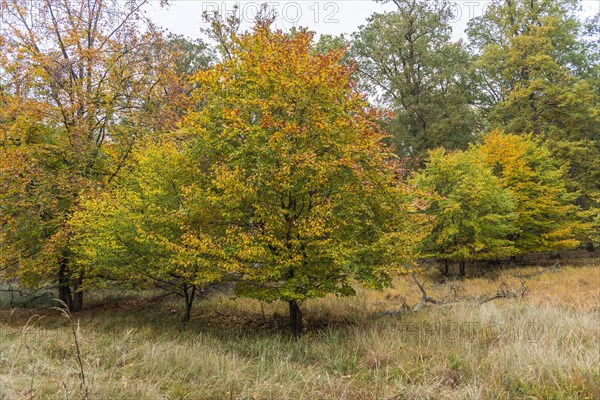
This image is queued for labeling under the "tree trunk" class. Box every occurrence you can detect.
[71,272,84,312]
[288,300,303,337]
[182,284,196,322]
[58,260,73,310]
[443,259,449,276]
[58,260,85,312]
[459,260,466,277]
[549,250,561,260]
[585,242,595,252]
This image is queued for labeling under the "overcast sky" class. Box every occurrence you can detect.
[145,0,600,43]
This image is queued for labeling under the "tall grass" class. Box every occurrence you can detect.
[1,264,598,399]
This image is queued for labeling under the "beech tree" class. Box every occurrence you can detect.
[479,131,586,255]
[414,131,588,274]
[70,140,225,321]
[0,0,183,310]
[413,148,516,276]
[183,24,428,335]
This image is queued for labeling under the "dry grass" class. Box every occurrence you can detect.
[382,263,600,311]
[0,262,598,399]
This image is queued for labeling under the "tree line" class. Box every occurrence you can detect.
[1,0,598,335]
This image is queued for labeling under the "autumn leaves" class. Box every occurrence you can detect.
[2,1,597,335]
[69,26,428,334]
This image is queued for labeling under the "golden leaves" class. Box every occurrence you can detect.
[180,25,425,302]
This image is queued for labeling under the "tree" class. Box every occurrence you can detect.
[312,34,348,55]
[201,3,276,61]
[0,92,57,284]
[575,10,599,89]
[0,0,183,310]
[70,139,224,321]
[166,34,216,77]
[478,131,586,255]
[351,0,477,164]
[467,0,600,208]
[413,148,516,276]
[184,24,428,335]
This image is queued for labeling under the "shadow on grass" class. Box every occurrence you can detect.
[0,290,367,342]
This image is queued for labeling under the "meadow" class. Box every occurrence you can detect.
[2,1,599,399]
[1,259,598,400]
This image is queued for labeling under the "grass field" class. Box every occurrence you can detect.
[1,261,599,399]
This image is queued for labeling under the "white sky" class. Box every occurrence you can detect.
[145,0,600,42]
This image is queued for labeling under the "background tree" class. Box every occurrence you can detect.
[0,0,184,310]
[0,93,57,285]
[312,33,348,55]
[350,0,477,165]
[413,148,516,276]
[70,139,224,321]
[467,0,600,210]
[201,3,276,61]
[479,131,586,255]
[184,24,428,335]
[166,33,216,78]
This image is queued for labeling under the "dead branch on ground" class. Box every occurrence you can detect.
[411,272,439,312]
[479,280,528,304]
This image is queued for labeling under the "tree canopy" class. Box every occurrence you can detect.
[467,0,600,208]
[479,131,586,255]
[0,0,198,309]
[181,24,429,334]
[1,0,596,332]
[413,147,516,275]
[351,0,477,164]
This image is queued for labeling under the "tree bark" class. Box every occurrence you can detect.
[288,300,303,337]
[459,260,466,277]
[58,259,85,312]
[71,272,84,312]
[182,284,196,322]
[411,272,439,312]
[58,260,73,310]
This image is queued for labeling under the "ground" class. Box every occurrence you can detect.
[0,257,599,399]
